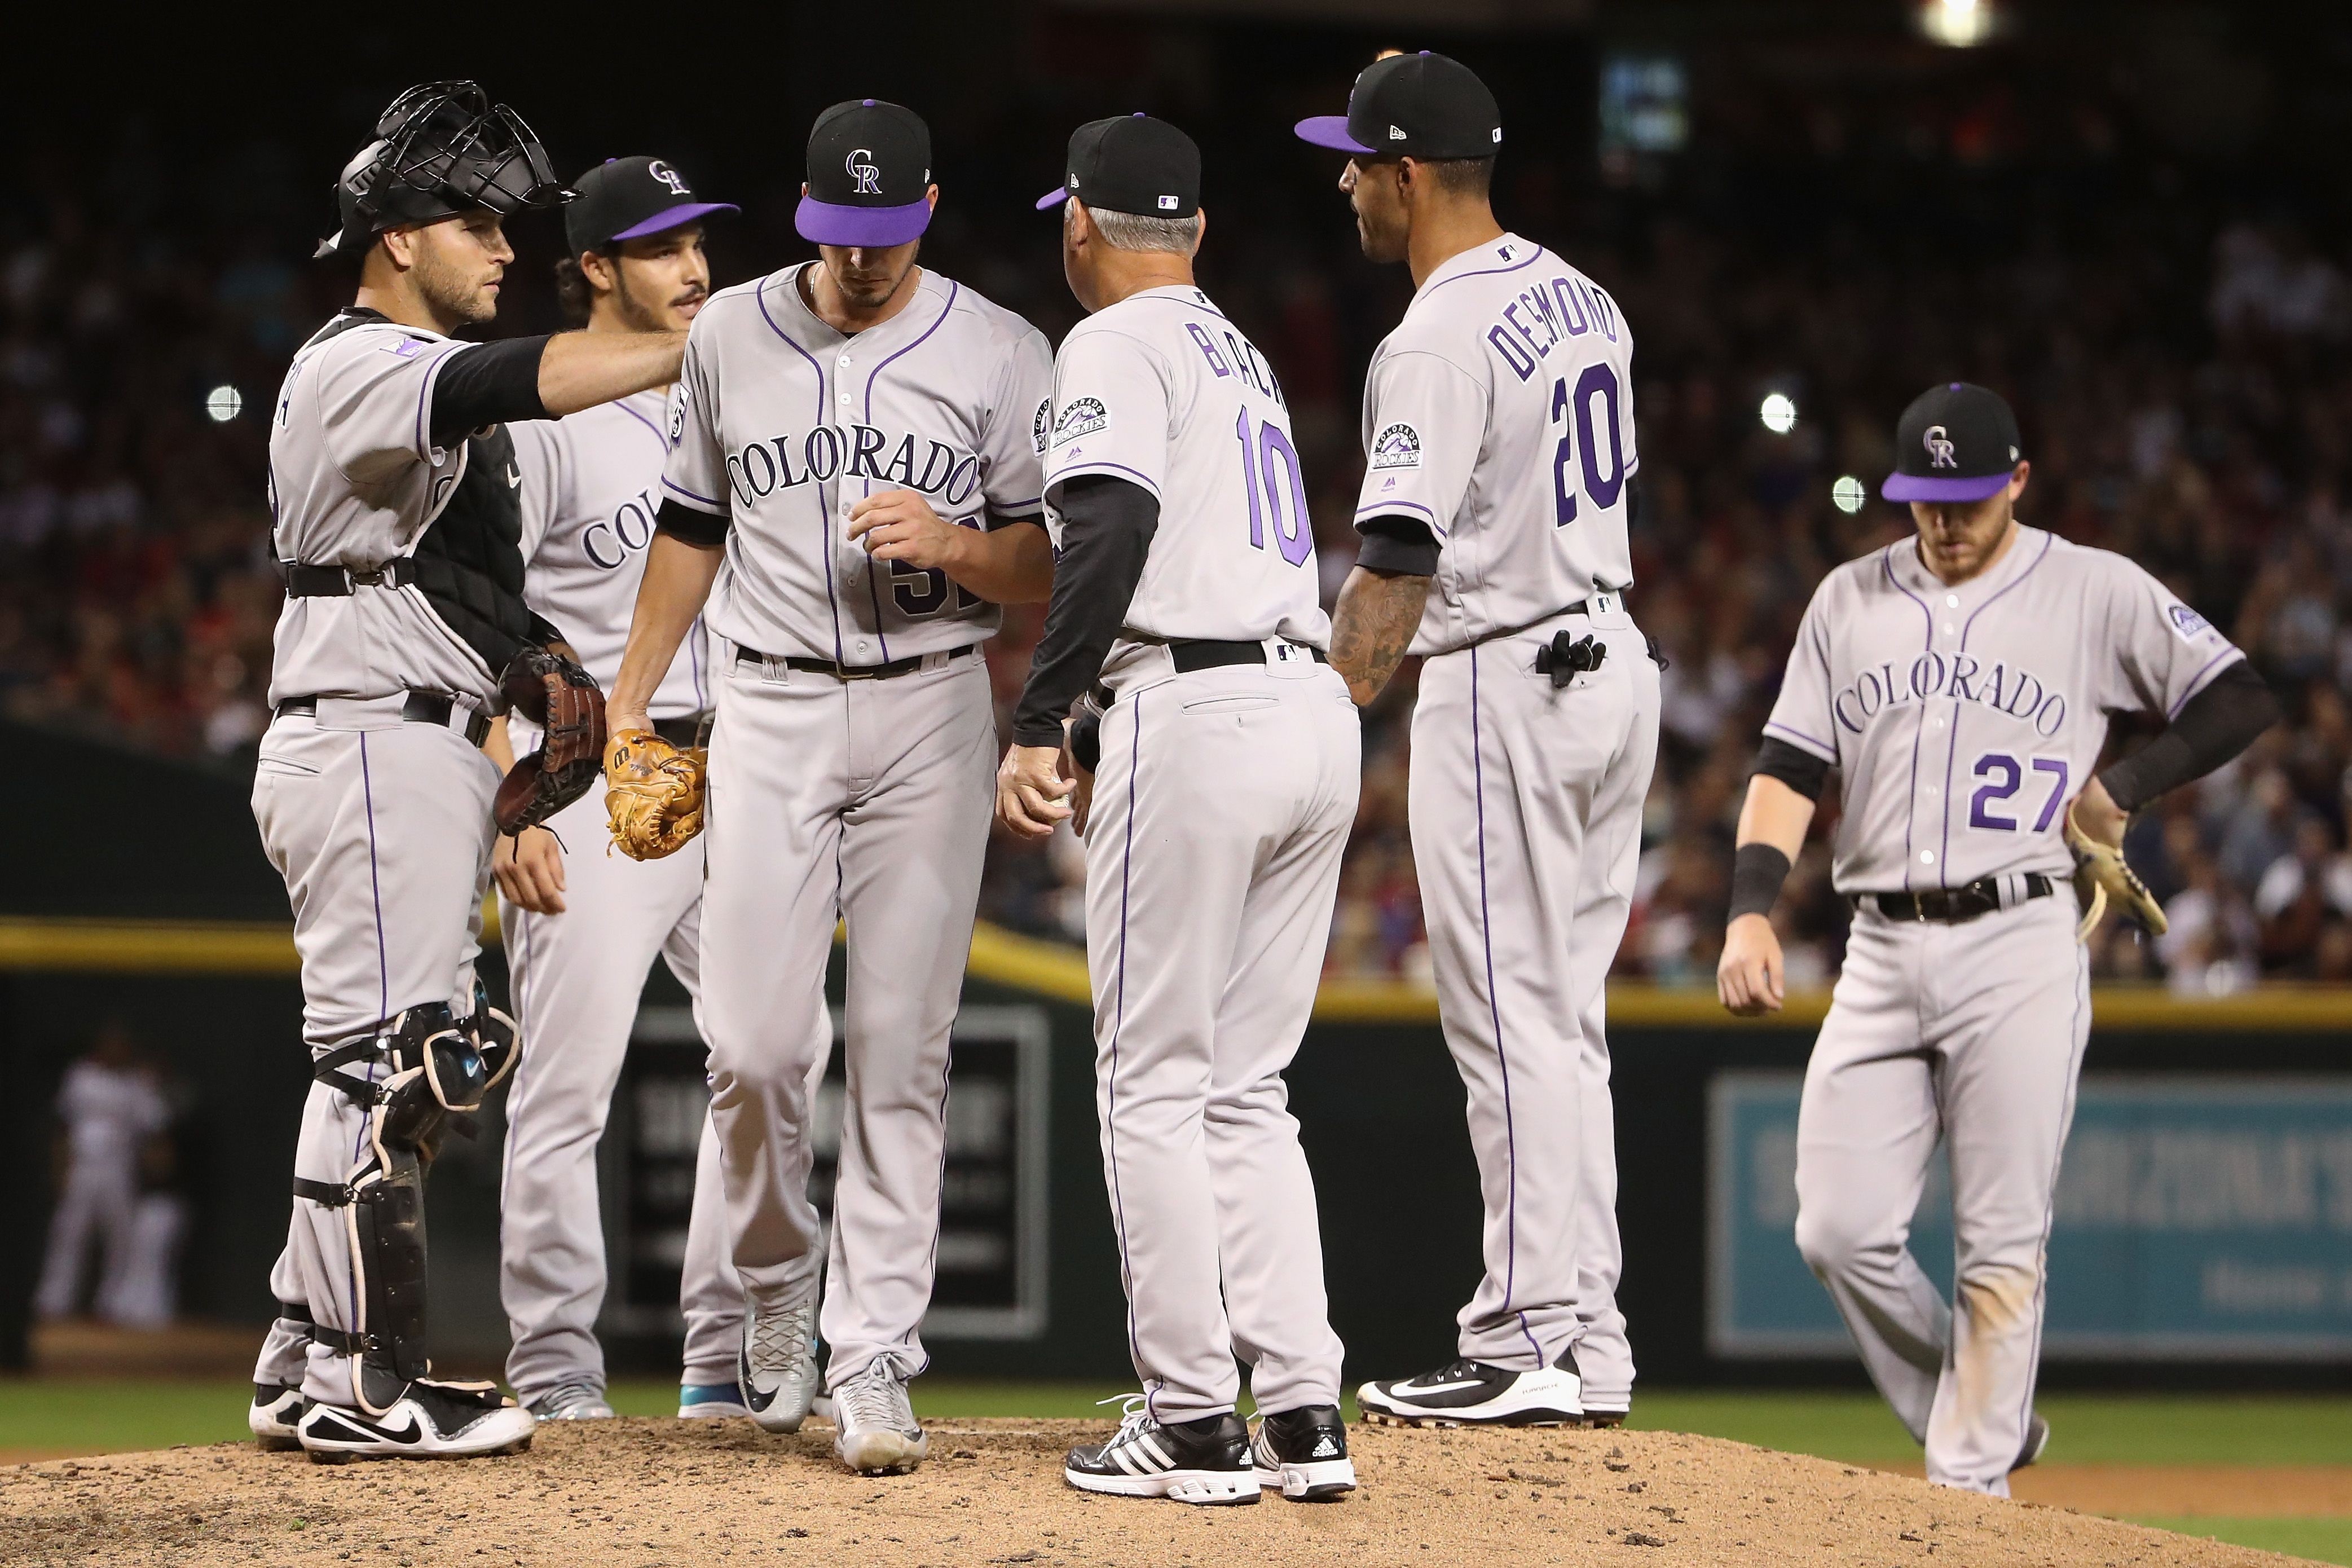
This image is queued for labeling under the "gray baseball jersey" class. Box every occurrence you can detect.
[1351,234,1637,656]
[1043,285,1330,658]
[265,315,504,707]
[508,393,713,721]
[661,265,1051,666]
[1764,527,2245,892]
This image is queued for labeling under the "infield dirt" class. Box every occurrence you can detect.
[0,1417,2306,1566]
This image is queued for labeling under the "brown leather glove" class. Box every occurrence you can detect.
[492,647,607,835]
[605,729,707,860]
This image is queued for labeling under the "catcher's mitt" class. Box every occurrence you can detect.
[605,729,707,861]
[494,646,607,835]
[2065,799,2165,941]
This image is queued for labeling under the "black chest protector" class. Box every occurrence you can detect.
[411,421,551,675]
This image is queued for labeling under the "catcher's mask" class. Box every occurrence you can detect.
[316,81,569,260]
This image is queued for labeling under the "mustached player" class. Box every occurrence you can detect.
[246,82,686,1461]
[1307,52,1659,1428]
[999,114,1359,1507]
[602,99,1054,1475]
[1717,382,2279,1493]
[487,155,754,1423]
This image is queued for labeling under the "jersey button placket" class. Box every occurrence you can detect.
[1933,590,1965,886]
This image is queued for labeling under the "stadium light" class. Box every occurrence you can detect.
[1759,393,1798,435]
[1921,0,1994,47]
[205,385,243,423]
[1833,475,1867,514]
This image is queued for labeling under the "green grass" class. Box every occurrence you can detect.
[2134,1517,2352,1565]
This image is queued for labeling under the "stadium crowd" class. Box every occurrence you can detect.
[4,64,2347,993]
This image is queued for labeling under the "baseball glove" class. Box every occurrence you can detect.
[493,646,607,835]
[605,729,707,860]
[2064,800,2165,940]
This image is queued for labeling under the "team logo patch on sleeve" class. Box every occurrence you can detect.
[1052,397,1108,448]
[1031,396,1052,456]
[2168,601,2213,639]
[1370,422,1422,470]
[668,388,687,444]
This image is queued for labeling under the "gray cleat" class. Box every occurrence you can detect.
[739,1283,822,1434]
[526,1382,615,1421]
[830,1361,928,1475]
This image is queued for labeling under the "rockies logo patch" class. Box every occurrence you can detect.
[2168,601,2213,640]
[1370,421,1422,470]
[1031,397,1052,456]
[1052,397,1108,447]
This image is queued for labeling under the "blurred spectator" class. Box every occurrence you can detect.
[34,1021,180,1325]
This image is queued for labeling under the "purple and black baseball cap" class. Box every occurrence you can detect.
[798,100,934,249]
[563,156,737,257]
[1295,51,1502,161]
[1036,113,1200,218]
[1883,382,2025,504]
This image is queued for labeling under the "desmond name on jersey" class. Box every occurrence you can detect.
[724,423,989,511]
[1486,265,1624,383]
[1833,651,2071,739]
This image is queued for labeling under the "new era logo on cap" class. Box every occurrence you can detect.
[1296,51,1504,161]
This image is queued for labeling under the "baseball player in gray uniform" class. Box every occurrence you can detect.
[602,99,1054,1476]
[999,114,1359,1507]
[244,82,688,1461]
[488,155,754,1424]
[1718,381,2280,1494]
[1306,53,1659,1429]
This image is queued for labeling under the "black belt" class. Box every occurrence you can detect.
[274,691,492,747]
[1853,873,2054,924]
[737,644,975,681]
[279,560,418,596]
[1168,638,1328,673]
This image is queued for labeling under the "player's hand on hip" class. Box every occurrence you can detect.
[1717,912,1785,1016]
[996,743,1074,840]
[2068,775,2126,847]
[494,825,567,915]
[848,490,966,572]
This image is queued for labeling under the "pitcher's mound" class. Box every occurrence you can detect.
[0,1418,2298,1566]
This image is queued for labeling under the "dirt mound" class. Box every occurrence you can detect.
[0,1418,2300,1567]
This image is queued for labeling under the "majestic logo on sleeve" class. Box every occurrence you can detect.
[648,160,691,197]
[1924,424,1957,469]
[1370,422,1422,470]
[1051,397,1107,448]
[1833,653,2069,738]
[2168,602,2213,640]
[847,148,882,195]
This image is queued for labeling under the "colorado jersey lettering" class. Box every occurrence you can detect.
[1353,234,1637,655]
[661,265,1051,664]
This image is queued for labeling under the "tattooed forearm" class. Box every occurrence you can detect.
[1330,565,1431,706]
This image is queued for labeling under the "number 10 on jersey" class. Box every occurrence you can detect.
[1236,409,1312,566]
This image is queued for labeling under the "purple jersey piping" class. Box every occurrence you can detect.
[661,475,725,510]
[758,272,847,665]
[2167,648,2244,719]
[1880,547,1936,892]
[1050,460,1162,497]
[1355,499,1451,539]
[1104,695,1152,1412]
[1763,719,1837,761]
[2016,936,2090,1466]
[614,394,668,447]
[347,729,391,1340]
[861,280,961,662]
[1946,532,2055,875]
[1420,243,1544,302]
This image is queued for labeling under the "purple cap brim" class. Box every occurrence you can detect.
[1036,187,1071,212]
[1882,469,2017,503]
[795,196,931,248]
[1295,115,1375,154]
[609,202,739,243]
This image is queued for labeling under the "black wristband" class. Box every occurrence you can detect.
[654,498,728,548]
[1728,843,1793,923]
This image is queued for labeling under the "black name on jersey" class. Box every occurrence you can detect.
[583,485,659,570]
[725,424,982,510]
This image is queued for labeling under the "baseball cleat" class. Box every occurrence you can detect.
[829,1361,928,1475]
[2015,1412,2050,1471]
[738,1283,821,1434]
[296,1381,535,1462]
[249,1383,307,1451]
[1358,1358,1584,1427]
[1582,1399,1630,1429]
[525,1382,614,1421]
[679,1382,751,1420]
[1064,1397,1259,1505]
[1251,1404,1356,1501]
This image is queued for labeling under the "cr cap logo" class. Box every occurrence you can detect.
[1370,421,1423,470]
[647,159,690,197]
[1052,396,1108,447]
[847,148,882,195]
[1923,424,1958,469]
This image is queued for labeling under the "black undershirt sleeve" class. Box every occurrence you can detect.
[1010,476,1159,748]
[1753,735,1831,801]
[1354,513,1441,578]
[654,497,729,548]
[2097,658,2280,812]
[429,336,552,445]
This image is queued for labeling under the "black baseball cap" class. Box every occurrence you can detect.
[798,99,934,248]
[564,156,736,257]
[1295,51,1503,161]
[1035,114,1201,219]
[1884,382,2025,504]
